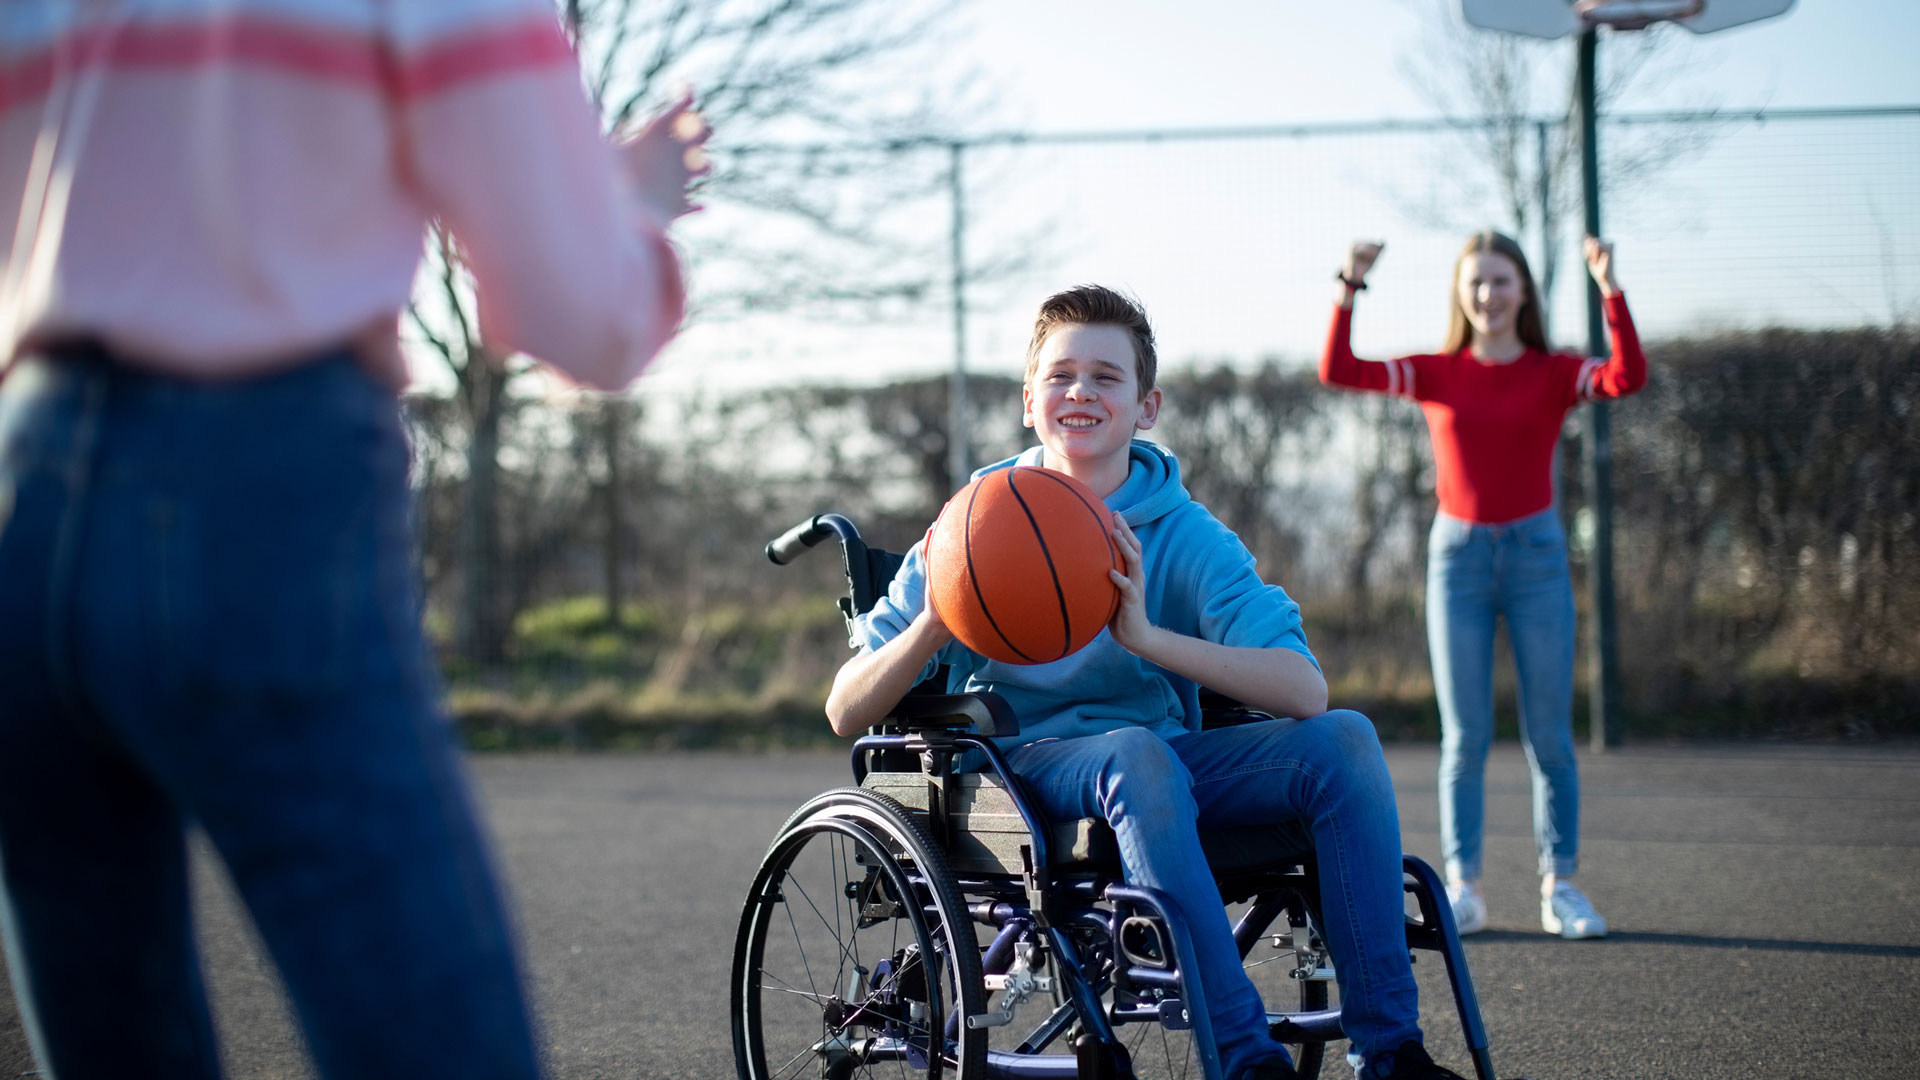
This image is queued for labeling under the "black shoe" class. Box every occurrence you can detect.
[1361,1040,1467,1080]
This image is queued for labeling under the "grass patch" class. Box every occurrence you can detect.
[441,594,1919,751]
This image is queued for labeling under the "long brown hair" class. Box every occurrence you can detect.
[1443,231,1548,354]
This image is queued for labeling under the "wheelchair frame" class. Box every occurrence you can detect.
[731,514,1499,1080]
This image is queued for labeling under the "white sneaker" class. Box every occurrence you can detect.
[1445,881,1487,935]
[1542,881,1608,939]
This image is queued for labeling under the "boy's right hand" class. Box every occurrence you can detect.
[825,588,951,737]
[914,524,955,649]
[910,601,955,652]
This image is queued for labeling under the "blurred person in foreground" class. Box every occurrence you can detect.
[0,2,707,1077]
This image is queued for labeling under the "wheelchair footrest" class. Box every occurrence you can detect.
[1118,914,1173,970]
[1268,1007,1344,1043]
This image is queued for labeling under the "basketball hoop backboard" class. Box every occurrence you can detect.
[1458,0,1795,38]
[1668,0,1795,34]
[1575,1,1702,32]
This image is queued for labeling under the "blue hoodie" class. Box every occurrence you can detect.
[854,440,1318,750]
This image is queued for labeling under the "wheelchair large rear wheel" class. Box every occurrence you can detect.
[733,788,988,1079]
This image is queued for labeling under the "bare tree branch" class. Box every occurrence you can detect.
[403,0,1002,663]
[1393,4,1725,245]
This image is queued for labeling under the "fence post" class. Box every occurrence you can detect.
[947,140,971,495]
[1536,119,1555,342]
[1578,29,1623,750]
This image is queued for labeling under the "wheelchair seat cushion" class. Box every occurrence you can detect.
[860,771,1312,878]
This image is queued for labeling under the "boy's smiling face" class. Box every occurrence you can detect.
[1023,323,1161,477]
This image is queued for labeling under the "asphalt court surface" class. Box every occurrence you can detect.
[3,741,1917,1078]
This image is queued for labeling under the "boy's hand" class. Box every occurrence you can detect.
[915,524,955,648]
[824,583,952,737]
[910,596,955,651]
[1106,514,1156,654]
[1097,513,1330,719]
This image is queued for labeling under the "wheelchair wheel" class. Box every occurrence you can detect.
[733,788,988,1079]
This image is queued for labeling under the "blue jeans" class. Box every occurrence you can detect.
[0,349,541,1079]
[1427,508,1580,882]
[1007,712,1421,1077]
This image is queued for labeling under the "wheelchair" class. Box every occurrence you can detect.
[731,514,1499,1080]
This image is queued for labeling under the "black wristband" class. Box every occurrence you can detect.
[1337,272,1368,291]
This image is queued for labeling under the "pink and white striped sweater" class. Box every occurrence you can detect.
[1,0,685,390]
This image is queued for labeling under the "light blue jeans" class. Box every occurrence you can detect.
[1007,712,1421,1078]
[0,348,541,1079]
[1427,508,1580,883]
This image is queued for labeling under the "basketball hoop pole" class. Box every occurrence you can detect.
[1460,0,1801,756]
[1575,28,1623,751]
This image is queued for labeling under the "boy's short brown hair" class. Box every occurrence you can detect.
[1024,285,1157,400]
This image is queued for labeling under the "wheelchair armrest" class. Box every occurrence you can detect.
[887,691,1021,739]
[1197,687,1280,730]
[1200,706,1279,730]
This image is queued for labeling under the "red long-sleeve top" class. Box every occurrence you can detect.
[1319,293,1646,524]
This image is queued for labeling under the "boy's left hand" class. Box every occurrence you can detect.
[1107,515,1155,654]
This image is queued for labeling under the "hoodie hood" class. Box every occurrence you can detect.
[982,440,1191,527]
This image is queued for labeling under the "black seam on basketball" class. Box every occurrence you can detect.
[1030,468,1124,626]
[964,476,1038,663]
[1007,469,1073,662]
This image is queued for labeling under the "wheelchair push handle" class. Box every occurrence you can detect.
[766,513,861,565]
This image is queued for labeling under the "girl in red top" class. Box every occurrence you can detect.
[1320,232,1646,941]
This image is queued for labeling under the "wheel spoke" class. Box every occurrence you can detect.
[778,876,825,1010]
[1161,1021,1192,1080]
[783,863,869,985]
[755,973,834,1003]
[770,1041,815,1080]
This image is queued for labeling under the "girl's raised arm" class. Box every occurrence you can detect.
[1574,236,1648,402]
[1320,241,1402,394]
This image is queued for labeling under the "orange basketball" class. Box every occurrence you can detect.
[926,466,1122,665]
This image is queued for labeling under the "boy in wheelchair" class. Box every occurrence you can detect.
[824,286,1468,1080]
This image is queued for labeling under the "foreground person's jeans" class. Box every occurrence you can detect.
[0,347,541,1079]
[1427,507,1581,884]
[1007,711,1422,1077]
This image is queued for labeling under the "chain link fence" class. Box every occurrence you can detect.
[407,106,1920,744]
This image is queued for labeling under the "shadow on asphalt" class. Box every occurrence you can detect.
[1603,930,1920,958]
[1463,927,1920,958]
